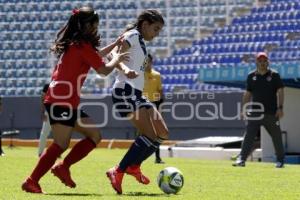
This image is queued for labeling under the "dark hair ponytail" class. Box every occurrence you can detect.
[124,9,164,32]
[50,6,100,57]
[124,22,138,32]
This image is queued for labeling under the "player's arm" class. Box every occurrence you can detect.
[114,40,139,79]
[242,91,252,107]
[276,87,284,118]
[95,51,130,76]
[241,91,252,119]
[277,88,284,109]
[81,41,129,77]
[275,73,284,118]
[241,74,254,119]
[98,35,124,57]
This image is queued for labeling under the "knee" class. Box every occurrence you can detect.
[54,141,69,151]
[158,128,169,140]
[158,133,169,140]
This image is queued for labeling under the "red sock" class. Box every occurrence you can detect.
[62,138,96,168]
[30,143,64,182]
[116,166,125,173]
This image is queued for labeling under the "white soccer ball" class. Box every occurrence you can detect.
[157,167,184,194]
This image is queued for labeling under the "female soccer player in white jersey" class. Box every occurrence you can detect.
[106,9,168,194]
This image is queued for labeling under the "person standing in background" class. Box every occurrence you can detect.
[143,54,165,164]
[233,52,285,168]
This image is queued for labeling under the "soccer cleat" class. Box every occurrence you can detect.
[155,159,165,164]
[232,159,246,167]
[126,165,150,184]
[21,177,43,194]
[275,161,284,168]
[106,166,124,194]
[51,163,76,188]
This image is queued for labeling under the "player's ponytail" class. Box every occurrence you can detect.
[124,22,138,32]
[50,6,100,57]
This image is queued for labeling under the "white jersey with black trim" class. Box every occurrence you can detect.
[113,29,148,91]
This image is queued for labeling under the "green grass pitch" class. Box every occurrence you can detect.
[0,146,300,200]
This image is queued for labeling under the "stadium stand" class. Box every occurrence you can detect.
[156,0,300,88]
[1,0,299,96]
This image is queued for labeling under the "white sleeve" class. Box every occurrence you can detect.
[123,31,139,48]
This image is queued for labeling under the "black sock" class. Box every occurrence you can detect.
[155,145,161,160]
[134,140,162,165]
[0,134,3,154]
[118,135,151,171]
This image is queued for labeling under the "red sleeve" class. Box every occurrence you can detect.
[81,43,105,71]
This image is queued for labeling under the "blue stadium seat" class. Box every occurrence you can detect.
[25,87,36,96]
[0,69,5,78]
[6,88,17,96]
[0,88,5,96]
[6,78,17,87]
[33,87,42,96]
[15,87,25,95]
[26,78,37,87]
[16,79,27,87]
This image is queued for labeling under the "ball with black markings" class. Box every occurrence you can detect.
[157,167,184,194]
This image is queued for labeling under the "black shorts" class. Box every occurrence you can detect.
[152,100,163,109]
[44,103,89,127]
[112,83,154,118]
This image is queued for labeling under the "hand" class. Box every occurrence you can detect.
[125,69,139,79]
[106,53,113,61]
[114,52,130,63]
[275,109,284,119]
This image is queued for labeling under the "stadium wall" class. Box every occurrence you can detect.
[0,92,245,140]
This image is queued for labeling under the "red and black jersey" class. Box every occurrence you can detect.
[44,42,104,108]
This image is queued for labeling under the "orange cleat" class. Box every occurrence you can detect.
[106,166,124,194]
[21,177,43,194]
[126,165,150,185]
[51,163,76,188]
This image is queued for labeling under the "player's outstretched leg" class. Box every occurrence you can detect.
[22,143,64,193]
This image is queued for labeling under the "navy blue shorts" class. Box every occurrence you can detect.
[152,99,163,110]
[112,83,154,118]
[44,104,89,127]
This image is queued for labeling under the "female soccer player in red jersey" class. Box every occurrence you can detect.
[106,9,169,194]
[21,6,129,194]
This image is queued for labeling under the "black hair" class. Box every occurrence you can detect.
[50,6,100,57]
[124,9,165,32]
